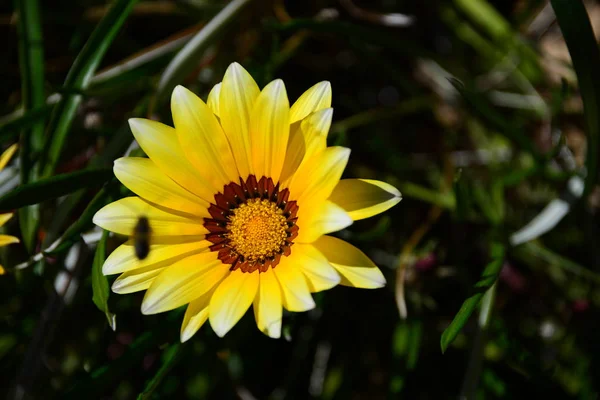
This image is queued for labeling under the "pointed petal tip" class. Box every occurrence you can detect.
[171,84,189,100]
[111,278,125,294]
[140,301,154,315]
[316,81,331,90]
[210,320,229,338]
[180,328,194,343]
[263,328,281,339]
[229,61,242,69]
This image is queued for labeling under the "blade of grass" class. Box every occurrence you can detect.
[90,25,199,90]
[0,168,113,211]
[551,0,600,197]
[39,0,139,177]
[154,0,253,108]
[16,0,45,173]
[440,241,505,353]
[16,0,45,251]
[91,230,116,330]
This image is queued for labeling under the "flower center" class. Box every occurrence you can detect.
[204,175,299,273]
[226,198,288,262]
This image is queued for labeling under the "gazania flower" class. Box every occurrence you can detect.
[93,63,401,341]
[0,144,20,275]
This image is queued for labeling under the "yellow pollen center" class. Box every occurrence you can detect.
[226,198,288,262]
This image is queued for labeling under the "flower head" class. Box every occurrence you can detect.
[93,63,401,340]
[0,144,20,275]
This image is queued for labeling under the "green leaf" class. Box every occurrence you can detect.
[551,0,600,197]
[137,343,185,400]
[0,168,113,211]
[154,0,252,108]
[39,0,139,177]
[440,242,505,353]
[16,0,45,166]
[16,0,46,251]
[92,230,116,330]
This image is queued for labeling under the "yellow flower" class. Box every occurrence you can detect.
[0,143,20,275]
[93,63,401,341]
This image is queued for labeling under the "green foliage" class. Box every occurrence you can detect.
[92,230,116,330]
[0,168,113,211]
[441,242,505,353]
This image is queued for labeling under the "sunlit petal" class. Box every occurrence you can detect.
[114,157,209,217]
[141,252,229,314]
[329,179,402,220]
[292,243,340,292]
[253,269,282,338]
[219,62,260,178]
[313,236,386,288]
[250,79,290,182]
[207,82,221,117]
[128,118,216,203]
[289,81,331,123]
[172,85,239,188]
[296,200,352,243]
[209,270,259,337]
[103,237,209,275]
[93,197,207,237]
[273,257,315,312]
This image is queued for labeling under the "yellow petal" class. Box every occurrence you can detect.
[291,243,340,292]
[93,197,207,237]
[313,236,386,288]
[329,179,402,220]
[112,263,167,294]
[288,146,350,206]
[290,81,331,123]
[273,257,315,312]
[103,237,209,275]
[0,265,5,275]
[114,157,209,217]
[250,79,290,182]
[209,270,259,337]
[207,82,221,117]
[0,213,13,227]
[128,118,216,203]
[0,143,18,171]
[171,85,239,189]
[296,200,352,243]
[280,108,331,183]
[253,268,282,338]
[181,285,221,342]
[141,252,228,314]
[219,62,260,179]
[0,234,19,246]
[300,108,331,160]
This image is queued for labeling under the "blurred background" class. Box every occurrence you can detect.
[2,0,600,398]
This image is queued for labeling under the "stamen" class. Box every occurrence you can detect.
[203,175,299,273]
